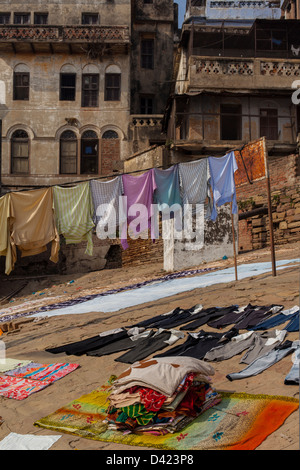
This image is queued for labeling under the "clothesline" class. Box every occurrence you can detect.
[1,142,245,195]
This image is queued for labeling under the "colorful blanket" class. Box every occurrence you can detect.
[0,363,79,400]
[34,384,299,450]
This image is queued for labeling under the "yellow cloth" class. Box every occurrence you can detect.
[8,188,60,275]
[0,193,12,275]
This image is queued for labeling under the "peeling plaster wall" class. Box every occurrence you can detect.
[164,204,238,271]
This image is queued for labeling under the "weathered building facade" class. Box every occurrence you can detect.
[162,1,300,261]
[0,0,177,192]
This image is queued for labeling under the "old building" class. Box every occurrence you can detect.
[162,1,300,255]
[0,0,178,192]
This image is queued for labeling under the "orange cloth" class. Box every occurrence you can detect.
[0,193,12,275]
[8,188,60,275]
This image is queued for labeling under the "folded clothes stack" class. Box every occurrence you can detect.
[104,356,221,436]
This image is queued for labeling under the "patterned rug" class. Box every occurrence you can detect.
[0,363,79,400]
[34,383,299,450]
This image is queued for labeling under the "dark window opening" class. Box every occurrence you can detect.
[82,74,99,107]
[34,13,48,24]
[105,73,121,101]
[14,13,30,24]
[81,130,98,174]
[60,73,76,101]
[260,108,278,140]
[141,39,154,69]
[13,72,30,101]
[140,96,154,114]
[11,130,29,174]
[82,13,99,25]
[60,130,77,174]
[220,104,242,141]
[0,13,10,24]
[102,130,119,139]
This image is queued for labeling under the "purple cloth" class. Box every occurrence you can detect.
[121,169,157,249]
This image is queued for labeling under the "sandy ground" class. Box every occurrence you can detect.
[0,242,299,451]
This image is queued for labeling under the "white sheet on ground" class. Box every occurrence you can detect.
[29,259,299,318]
[0,432,61,450]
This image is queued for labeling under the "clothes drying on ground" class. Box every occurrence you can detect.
[114,329,185,364]
[154,329,239,361]
[233,304,283,330]
[178,158,212,217]
[8,188,60,275]
[284,346,299,385]
[207,303,283,329]
[226,340,299,382]
[86,329,156,358]
[4,362,79,383]
[250,306,299,332]
[130,304,204,330]
[208,151,238,221]
[46,327,136,356]
[153,165,182,213]
[121,169,157,250]
[0,359,33,374]
[53,182,95,256]
[90,177,124,237]
[204,329,287,364]
[180,305,239,331]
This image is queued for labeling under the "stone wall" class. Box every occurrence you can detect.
[237,153,300,252]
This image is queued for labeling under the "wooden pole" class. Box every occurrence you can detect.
[231,201,238,281]
[263,138,276,277]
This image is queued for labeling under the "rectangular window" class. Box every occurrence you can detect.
[60,73,76,101]
[82,74,99,107]
[260,108,278,140]
[13,72,30,101]
[34,13,48,24]
[140,96,154,114]
[60,141,77,174]
[14,13,30,24]
[220,104,242,141]
[11,142,29,174]
[0,13,10,24]
[82,13,99,24]
[141,39,154,69]
[105,73,121,101]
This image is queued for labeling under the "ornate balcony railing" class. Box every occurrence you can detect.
[0,25,130,43]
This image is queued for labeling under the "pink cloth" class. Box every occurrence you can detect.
[121,169,157,249]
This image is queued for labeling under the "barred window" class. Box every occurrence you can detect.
[11,130,29,174]
[82,74,99,107]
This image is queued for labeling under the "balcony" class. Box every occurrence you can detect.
[0,25,130,54]
[184,56,300,93]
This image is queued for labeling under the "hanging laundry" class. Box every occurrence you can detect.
[121,169,157,249]
[0,194,12,275]
[153,165,182,213]
[8,188,60,275]
[53,182,94,256]
[90,177,124,239]
[208,151,238,221]
[178,158,212,217]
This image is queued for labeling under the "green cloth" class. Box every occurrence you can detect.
[53,182,95,256]
[117,404,156,426]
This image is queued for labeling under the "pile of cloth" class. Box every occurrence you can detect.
[104,356,221,436]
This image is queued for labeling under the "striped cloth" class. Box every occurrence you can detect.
[53,182,95,256]
[90,177,124,238]
[178,158,212,217]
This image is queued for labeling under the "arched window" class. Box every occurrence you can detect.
[60,130,77,174]
[101,130,120,175]
[102,130,119,139]
[81,130,98,174]
[11,130,29,174]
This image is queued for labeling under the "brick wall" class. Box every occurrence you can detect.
[237,153,300,252]
[101,138,123,176]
